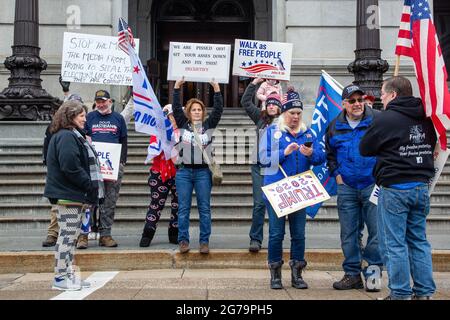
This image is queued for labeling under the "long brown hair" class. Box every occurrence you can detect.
[185,98,206,123]
[260,109,280,126]
[50,101,87,134]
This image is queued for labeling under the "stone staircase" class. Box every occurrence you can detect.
[1,108,450,233]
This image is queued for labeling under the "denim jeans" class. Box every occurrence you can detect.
[266,202,306,263]
[378,185,436,299]
[249,164,266,244]
[176,167,212,244]
[337,184,382,277]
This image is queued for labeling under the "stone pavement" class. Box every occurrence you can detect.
[1,269,450,301]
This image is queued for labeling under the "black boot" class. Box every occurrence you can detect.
[289,260,308,289]
[168,227,178,244]
[268,261,283,290]
[139,229,155,247]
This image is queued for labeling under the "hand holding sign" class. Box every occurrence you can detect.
[175,77,185,89]
[209,79,220,93]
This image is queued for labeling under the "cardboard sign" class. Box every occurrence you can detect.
[168,42,231,83]
[232,39,293,81]
[262,170,330,218]
[61,32,140,86]
[91,142,122,181]
[429,146,450,195]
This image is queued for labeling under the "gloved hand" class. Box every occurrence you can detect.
[59,75,71,93]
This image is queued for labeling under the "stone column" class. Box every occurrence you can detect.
[348,0,389,109]
[0,0,60,121]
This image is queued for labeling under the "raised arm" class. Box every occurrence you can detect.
[241,78,263,124]
[205,80,223,129]
[172,78,188,128]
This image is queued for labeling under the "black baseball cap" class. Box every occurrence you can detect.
[342,84,365,100]
[94,90,111,101]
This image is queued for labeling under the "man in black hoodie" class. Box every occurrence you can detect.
[360,76,437,300]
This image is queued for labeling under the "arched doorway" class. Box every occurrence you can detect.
[151,0,255,107]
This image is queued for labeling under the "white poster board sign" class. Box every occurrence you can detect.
[167,42,231,84]
[232,39,293,81]
[429,146,450,195]
[92,142,122,181]
[262,170,330,218]
[61,32,139,86]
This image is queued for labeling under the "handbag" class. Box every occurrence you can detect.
[192,124,223,186]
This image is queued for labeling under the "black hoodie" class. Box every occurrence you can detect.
[359,96,437,187]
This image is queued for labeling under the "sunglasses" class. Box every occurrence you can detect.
[346,98,364,104]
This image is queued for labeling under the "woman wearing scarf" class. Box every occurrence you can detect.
[44,101,104,291]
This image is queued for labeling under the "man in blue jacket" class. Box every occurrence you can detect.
[325,84,382,292]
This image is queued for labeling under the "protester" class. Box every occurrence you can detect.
[241,78,281,253]
[256,79,283,110]
[325,84,382,292]
[84,89,128,248]
[360,76,437,300]
[259,89,325,290]
[139,104,179,247]
[44,100,103,290]
[172,78,223,254]
[364,93,375,108]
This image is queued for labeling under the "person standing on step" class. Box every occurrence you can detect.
[44,101,104,290]
[172,77,223,255]
[241,78,281,253]
[360,76,437,300]
[83,89,128,248]
[259,88,325,290]
[325,84,383,292]
[139,104,179,247]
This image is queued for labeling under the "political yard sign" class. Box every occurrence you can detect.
[168,42,231,84]
[61,32,139,86]
[262,170,330,218]
[232,39,293,81]
[91,142,122,181]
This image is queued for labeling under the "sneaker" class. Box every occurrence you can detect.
[42,235,57,247]
[199,243,209,254]
[52,276,81,291]
[76,234,88,249]
[69,272,91,288]
[179,241,190,254]
[99,236,118,247]
[249,240,262,253]
[333,274,364,290]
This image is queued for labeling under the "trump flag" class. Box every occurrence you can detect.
[306,71,343,218]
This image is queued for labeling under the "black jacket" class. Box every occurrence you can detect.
[359,96,437,187]
[44,129,97,204]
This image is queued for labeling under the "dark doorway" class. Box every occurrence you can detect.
[152,0,254,107]
[434,0,450,77]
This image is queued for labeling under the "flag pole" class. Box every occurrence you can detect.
[321,69,344,90]
[394,55,401,76]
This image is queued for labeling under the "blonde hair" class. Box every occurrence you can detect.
[185,98,206,122]
[277,111,307,134]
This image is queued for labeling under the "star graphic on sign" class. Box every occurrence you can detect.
[266,60,269,64]
[248,62,253,66]
[260,60,264,63]
[254,59,258,64]
[133,66,140,73]
[241,62,246,67]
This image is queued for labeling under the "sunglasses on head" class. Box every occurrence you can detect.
[346,98,364,104]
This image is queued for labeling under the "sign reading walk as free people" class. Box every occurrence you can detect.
[61,32,139,86]
[168,42,231,84]
[232,39,293,81]
[262,169,330,218]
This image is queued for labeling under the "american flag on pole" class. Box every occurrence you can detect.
[395,0,450,150]
[118,18,175,160]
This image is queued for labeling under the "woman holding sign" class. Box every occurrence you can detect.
[259,89,325,290]
[172,78,223,254]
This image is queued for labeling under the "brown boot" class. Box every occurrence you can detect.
[76,234,88,249]
[199,243,209,254]
[99,236,118,247]
[179,241,190,254]
[42,235,57,247]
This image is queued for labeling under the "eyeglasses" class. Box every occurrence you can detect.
[346,98,364,104]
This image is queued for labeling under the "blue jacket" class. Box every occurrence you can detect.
[259,124,326,187]
[325,107,377,190]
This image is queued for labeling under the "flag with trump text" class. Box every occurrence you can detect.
[395,0,450,150]
[118,18,175,160]
[306,72,343,218]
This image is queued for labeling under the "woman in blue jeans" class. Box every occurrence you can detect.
[259,89,325,289]
[172,78,223,254]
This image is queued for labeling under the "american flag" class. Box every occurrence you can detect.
[395,0,450,150]
[118,17,135,55]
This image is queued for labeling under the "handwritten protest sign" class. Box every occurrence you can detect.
[61,32,139,86]
[262,170,330,218]
[232,39,293,81]
[91,142,122,181]
[167,42,231,84]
